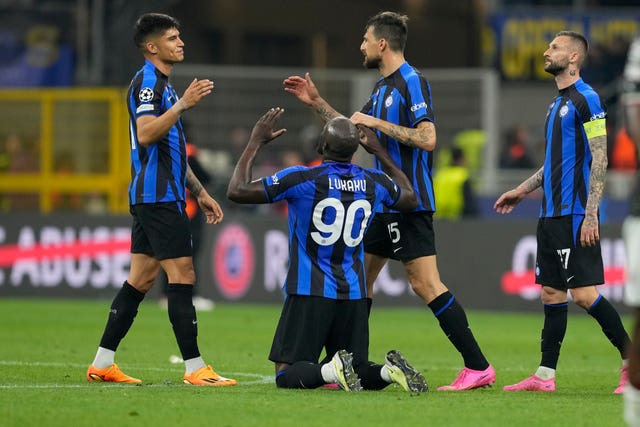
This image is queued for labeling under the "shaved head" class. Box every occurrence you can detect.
[318,117,360,161]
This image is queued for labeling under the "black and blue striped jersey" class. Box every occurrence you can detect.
[361,61,435,213]
[261,161,402,300]
[127,60,187,206]
[541,78,607,217]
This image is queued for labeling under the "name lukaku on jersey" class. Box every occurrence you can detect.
[328,178,366,192]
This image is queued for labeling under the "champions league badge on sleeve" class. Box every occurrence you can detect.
[139,87,154,102]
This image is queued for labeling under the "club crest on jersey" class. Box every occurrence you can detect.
[385,95,394,108]
[139,87,154,102]
[559,104,569,117]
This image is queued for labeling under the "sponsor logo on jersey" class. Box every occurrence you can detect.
[410,101,427,112]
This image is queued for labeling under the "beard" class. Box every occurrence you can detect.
[544,60,566,76]
[363,55,381,69]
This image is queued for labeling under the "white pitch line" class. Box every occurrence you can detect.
[0,360,273,387]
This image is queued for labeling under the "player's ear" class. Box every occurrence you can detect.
[146,41,158,54]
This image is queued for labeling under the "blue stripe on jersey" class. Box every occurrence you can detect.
[362,61,435,213]
[127,60,186,205]
[262,162,400,300]
[540,79,605,217]
[572,214,583,246]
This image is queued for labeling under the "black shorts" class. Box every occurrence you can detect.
[130,202,193,260]
[268,295,369,367]
[535,215,604,289]
[364,211,436,261]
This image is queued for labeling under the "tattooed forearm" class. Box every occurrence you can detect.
[186,166,204,197]
[518,167,544,194]
[386,122,436,151]
[585,134,608,215]
[312,100,342,123]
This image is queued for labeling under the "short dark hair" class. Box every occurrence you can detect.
[556,30,589,66]
[365,11,409,52]
[133,13,180,49]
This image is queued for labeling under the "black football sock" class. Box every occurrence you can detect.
[587,295,631,358]
[275,362,324,389]
[167,284,200,360]
[356,361,388,390]
[540,302,568,369]
[99,281,145,350]
[429,291,489,371]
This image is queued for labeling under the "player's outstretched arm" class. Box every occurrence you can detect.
[494,166,543,214]
[351,113,437,152]
[283,72,343,123]
[136,78,214,147]
[227,107,287,204]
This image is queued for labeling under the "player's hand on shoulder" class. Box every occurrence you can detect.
[249,107,287,145]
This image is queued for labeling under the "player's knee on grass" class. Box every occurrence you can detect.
[275,362,324,389]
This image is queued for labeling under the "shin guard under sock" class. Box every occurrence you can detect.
[429,291,489,370]
[540,302,568,369]
[587,295,631,358]
[99,281,145,350]
[168,284,200,361]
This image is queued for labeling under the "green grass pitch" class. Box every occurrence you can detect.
[0,298,627,426]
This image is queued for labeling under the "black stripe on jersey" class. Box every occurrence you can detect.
[288,217,300,290]
[307,169,328,297]
[329,174,355,299]
[550,102,564,217]
[151,76,171,201]
[541,108,550,217]
[569,89,591,212]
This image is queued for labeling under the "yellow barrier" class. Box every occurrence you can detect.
[0,88,130,213]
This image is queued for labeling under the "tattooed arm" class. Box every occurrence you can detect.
[186,165,204,197]
[187,165,224,224]
[581,134,608,246]
[350,113,436,152]
[494,166,544,214]
[283,73,343,123]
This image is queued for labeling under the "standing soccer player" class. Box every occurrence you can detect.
[86,13,236,386]
[228,108,428,392]
[495,31,630,393]
[283,11,494,390]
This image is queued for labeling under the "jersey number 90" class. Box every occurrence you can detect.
[310,198,372,247]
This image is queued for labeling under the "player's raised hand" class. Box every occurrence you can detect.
[283,72,320,105]
[249,107,287,145]
[179,78,214,110]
